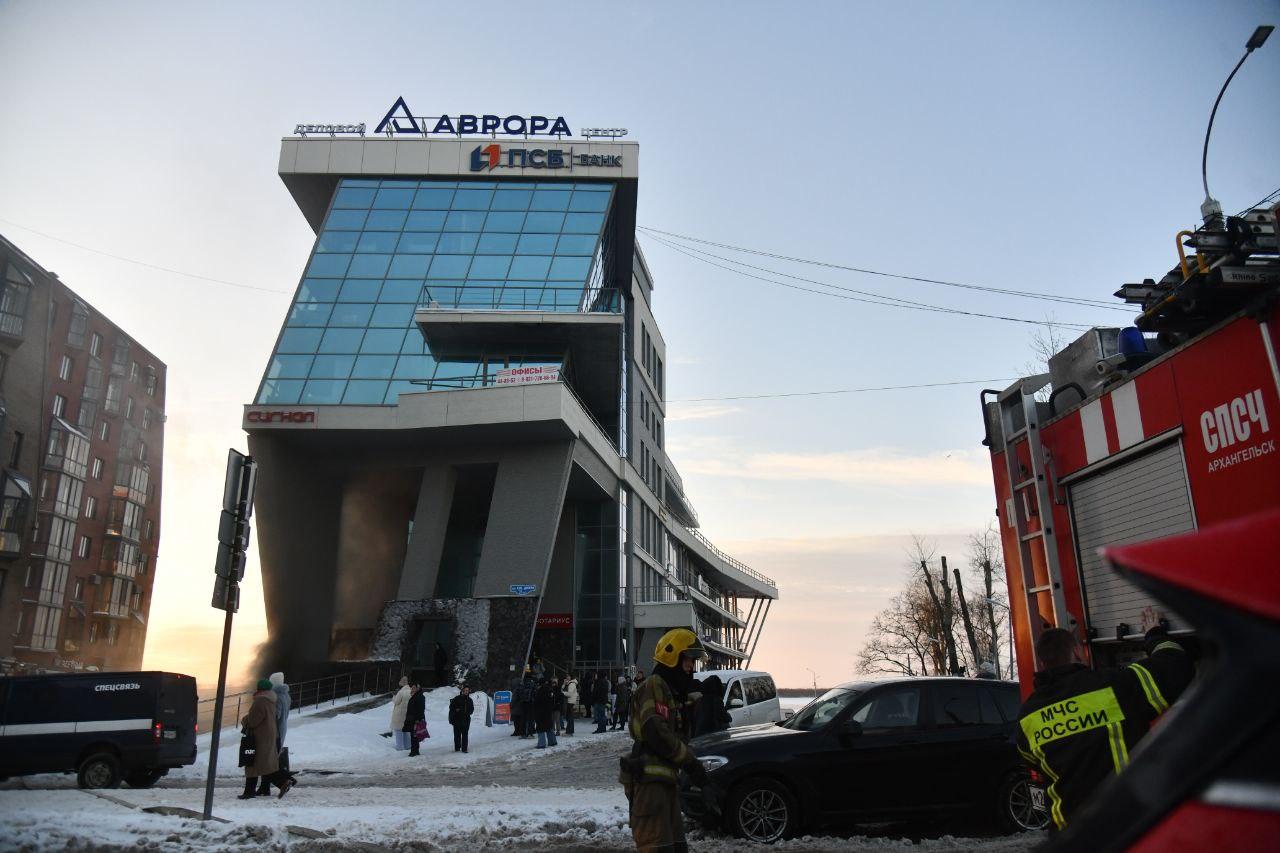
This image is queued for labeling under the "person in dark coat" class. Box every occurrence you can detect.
[448,685,475,753]
[433,643,449,688]
[534,678,558,748]
[255,671,293,796]
[580,672,595,718]
[509,672,525,737]
[591,670,610,733]
[404,683,427,757]
[240,679,294,799]
[551,677,565,734]
[518,672,536,738]
[693,675,733,736]
[611,675,633,730]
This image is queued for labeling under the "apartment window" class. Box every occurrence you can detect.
[139,554,149,576]
[145,368,157,397]
[84,495,97,519]
[0,350,7,387]
[137,441,147,462]
[87,622,98,644]
[129,361,139,382]
[52,394,67,417]
[91,457,103,480]
[90,331,103,357]
[0,261,33,337]
[143,518,154,541]
[124,397,134,421]
[7,431,21,468]
[107,623,118,646]
[76,535,91,559]
[142,408,152,430]
[72,577,84,601]
[98,421,109,442]
[67,300,89,347]
[77,399,98,432]
[58,355,73,381]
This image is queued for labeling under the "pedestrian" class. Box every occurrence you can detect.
[255,671,293,796]
[976,661,998,680]
[551,677,565,735]
[448,685,474,753]
[1016,613,1192,832]
[530,656,546,680]
[563,674,578,736]
[391,675,411,751]
[239,678,295,799]
[509,671,525,737]
[693,675,732,736]
[434,642,449,688]
[580,672,594,719]
[534,677,558,748]
[404,682,427,757]
[518,672,537,739]
[619,629,709,851]
[591,670,610,733]
[611,675,632,730]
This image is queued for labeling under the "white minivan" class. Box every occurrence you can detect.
[695,669,782,728]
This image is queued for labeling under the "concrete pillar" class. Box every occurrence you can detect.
[396,462,455,599]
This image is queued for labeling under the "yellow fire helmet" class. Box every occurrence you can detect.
[652,628,709,668]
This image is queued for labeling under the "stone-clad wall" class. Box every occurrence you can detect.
[372,598,489,673]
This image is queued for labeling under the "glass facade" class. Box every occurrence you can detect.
[573,499,622,665]
[257,178,618,406]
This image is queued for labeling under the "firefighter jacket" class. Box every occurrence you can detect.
[626,669,696,785]
[1015,630,1193,830]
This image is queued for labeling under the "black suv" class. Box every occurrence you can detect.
[681,677,1048,842]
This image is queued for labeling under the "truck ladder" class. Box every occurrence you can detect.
[997,376,1076,666]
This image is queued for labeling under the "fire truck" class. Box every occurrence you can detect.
[982,203,1280,693]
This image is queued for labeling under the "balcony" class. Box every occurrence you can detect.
[0,477,32,557]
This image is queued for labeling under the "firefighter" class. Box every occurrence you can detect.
[620,628,709,853]
[1016,612,1193,832]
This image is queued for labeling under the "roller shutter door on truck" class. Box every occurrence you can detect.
[1069,440,1194,641]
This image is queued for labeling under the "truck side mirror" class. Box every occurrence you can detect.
[726,697,743,710]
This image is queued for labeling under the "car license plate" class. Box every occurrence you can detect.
[1030,785,1046,810]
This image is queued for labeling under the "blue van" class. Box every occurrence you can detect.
[0,671,198,788]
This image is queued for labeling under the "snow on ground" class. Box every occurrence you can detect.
[172,688,603,781]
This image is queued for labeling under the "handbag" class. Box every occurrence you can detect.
[238,731,256,768]
[413,720,429,740]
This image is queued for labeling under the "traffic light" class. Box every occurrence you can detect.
[212,449,257,613]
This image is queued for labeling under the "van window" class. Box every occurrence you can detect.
[726,680,744,708]
[978,687,1004,724]
[992,684,1022,722]
[4,681,61,724]
[745,676,777,705]
[852,686,921,730]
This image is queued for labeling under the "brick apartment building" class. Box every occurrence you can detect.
[0,234,166,673]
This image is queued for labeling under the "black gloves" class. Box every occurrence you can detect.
[684,757,708,787]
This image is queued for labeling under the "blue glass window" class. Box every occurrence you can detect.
[326,210,368,230]
[517,234,558,255]
[288,303,332,326]
[379,280,422,303]
[317,231,358,253]
[333,186,375,208]
[310,354,354,379]
[301,379,347,404]
[328,303,374,327]
[388,254,432,278]
[319,328,364,353]
[491,189,532,211]
[405,210,446,231]
[298,279,341,302]
[361,328,408,353]
[338,279,382,302]
[279,328,324,353]
[344,380,390,404]
[258,177,616,406]
[356,232,400,253]
[307,254,351,277]
[258,379,304,404]
[413,188,455,209]
[373,187,415,209]
[477,233,518,253]
[398,232,439,253]
[352,355,397,379]
[348,254,391,277]
[366,210,408,231]
[267,355,313,379]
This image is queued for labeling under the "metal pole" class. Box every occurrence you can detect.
[202,597,236,821]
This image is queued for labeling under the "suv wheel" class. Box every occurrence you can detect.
[124,768,165,788]
[728,777,797,843]
[77,752,122,789]
[998,770,1050,832]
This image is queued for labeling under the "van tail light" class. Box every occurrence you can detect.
[153,721,163,744]
[1029,769,1044,785]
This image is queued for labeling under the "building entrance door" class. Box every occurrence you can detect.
[408,618,453,687]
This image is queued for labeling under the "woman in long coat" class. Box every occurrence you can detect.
[404,683,426,757]
[240,679,293,799]
[390,676,411,751]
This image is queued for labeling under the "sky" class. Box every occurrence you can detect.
[0,1,1276,690]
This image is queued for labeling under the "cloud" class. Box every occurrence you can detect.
[678,443,991,487]
[664,403,744,422]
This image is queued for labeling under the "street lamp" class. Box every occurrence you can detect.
[1200,25,1274,228]
[805,667,819,700]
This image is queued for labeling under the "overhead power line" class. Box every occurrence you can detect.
[663,377,1012,404]
[642,233,1095,330]
[638,225,1127,311]
[0,217,293,296]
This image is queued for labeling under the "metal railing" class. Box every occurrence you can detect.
[682,525,777,590]
[418,285,620,314]
[196,661,404,734]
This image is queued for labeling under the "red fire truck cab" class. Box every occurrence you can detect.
[982,204,1280,691]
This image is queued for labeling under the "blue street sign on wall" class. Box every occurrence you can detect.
[509,584,537,596]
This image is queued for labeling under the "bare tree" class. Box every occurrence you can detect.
[1019,318,1071,402]
[952,565,981,671]
[856,580,945,677]
[919,553,961,676]
[968,523,1014,679]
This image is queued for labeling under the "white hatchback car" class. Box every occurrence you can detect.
[695,669,782,728]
